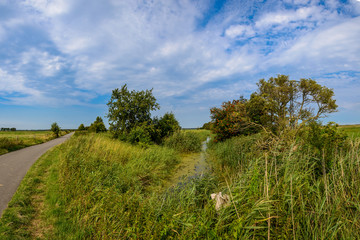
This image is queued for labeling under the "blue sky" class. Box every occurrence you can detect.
[0,0,360,129]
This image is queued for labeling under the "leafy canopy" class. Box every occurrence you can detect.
[210,75,338,141]
[51,122,60,138]
[107,84,160,137]
[89,116,107,133]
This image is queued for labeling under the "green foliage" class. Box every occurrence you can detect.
[210,97,257,142]
[152,112,181,143]
[77,123,86,131]
[127,122,153,146]
[300,121,348,176]
[51,122,60,138]
[207,135,360,239]
[254,75,338,134]
[164,131,202,153]
[107,84,159,137]
[201,121,213,130]
[210,75,338,141]
[88,116,107,133]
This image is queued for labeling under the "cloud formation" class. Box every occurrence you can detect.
[0,0,359,128]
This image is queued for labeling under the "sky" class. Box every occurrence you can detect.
[0,0,360,129]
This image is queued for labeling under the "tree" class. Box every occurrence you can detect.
[210,75,338,141]
[252,75,338,135]
[107,84,160,137]
[51,122,60,138]
[78,124,86,131]
[89,117,107,133]
[157,112,181,139]
[210,98,256,142]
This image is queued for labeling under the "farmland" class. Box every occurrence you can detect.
[0,131,68,155]
[339,124,360,139]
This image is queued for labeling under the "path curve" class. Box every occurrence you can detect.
[0,132,74,216]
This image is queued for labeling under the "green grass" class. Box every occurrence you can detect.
[163,130,211,153]
[339,124,360,139]
[1,130,360,239]
[0,131,66,155]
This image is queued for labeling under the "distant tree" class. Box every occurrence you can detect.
[10,128,16,131]
[77,124,86,131]
[201,122,213,130]
[51,122,60,138]
[89,117,107,133]
[107,84,160,138]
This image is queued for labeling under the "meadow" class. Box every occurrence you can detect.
[0,126,359,239]
[339,124,360,139]
[0,131,59,155]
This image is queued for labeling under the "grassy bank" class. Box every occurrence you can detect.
[207,135,360,238]
[1,130,359,238]
[0,131,67,155]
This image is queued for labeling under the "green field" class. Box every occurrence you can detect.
[0,131,64,155]
[339,124,360,139]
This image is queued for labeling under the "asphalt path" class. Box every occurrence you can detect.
[0,132,74,217]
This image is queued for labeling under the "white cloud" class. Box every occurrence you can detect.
[225,24,255,38]
[255,6,322,29]
[20,49,64,77]
[22,0,70,17]
[0,68,41,97]
[268,16,360,71]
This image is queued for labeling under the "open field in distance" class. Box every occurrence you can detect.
[339,124,360,139]
[0,131,67,155]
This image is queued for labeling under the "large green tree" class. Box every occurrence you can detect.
[107,84,160,137]
[251,75,338,135]
[210,75,338,141]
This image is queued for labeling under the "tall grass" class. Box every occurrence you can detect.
[163,130,210,153]
[1,132,359,239]
[207,135,360,239]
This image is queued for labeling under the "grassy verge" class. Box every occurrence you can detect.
[0,131,68,155]
[0,147,59,239]
[2,130,359,238]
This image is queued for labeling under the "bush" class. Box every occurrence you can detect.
[300,121,348,176]
[164,131,202,153]
[210,98,258,142]
[128,123,153,146]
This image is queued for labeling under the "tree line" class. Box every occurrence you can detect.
[1,128,16,131]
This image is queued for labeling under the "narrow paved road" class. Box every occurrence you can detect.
[0,132,74,217]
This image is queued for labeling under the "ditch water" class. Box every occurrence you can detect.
[166,137,211,187]
[194,137,211,176]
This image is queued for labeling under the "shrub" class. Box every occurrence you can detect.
[210,98,257,142]
[127,123,152,146]
[164,131,201,153]
[300,121,348,176]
